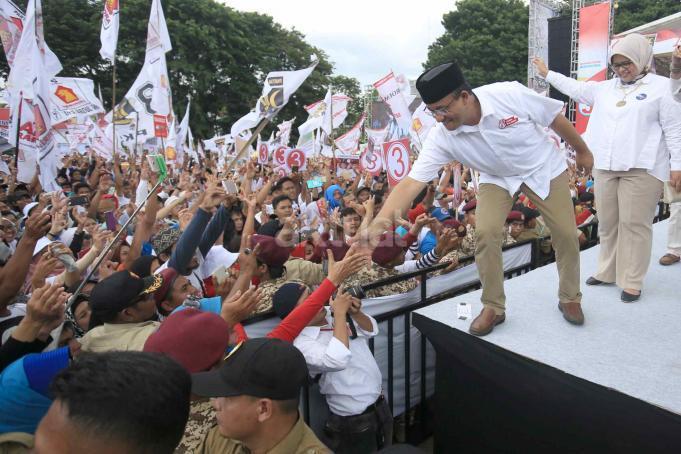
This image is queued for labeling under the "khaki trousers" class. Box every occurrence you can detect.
[475,171,581,315]
[592,169,663,290]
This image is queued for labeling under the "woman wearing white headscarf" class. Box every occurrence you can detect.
[533,33,681,302]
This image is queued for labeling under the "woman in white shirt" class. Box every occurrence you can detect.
[534,33,681,302]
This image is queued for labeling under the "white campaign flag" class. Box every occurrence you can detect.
[88,118,114,160]
[299,92,350,136]
[274,117,295,147]
[231,56,319,137]
[409,101,436,149]
[334,114,365,158]
[320,88,333,135]
[49,77,105,125]
[373,71,412,136]
[109,0,173,146]
[99,0,120,61]
[176,99,190,156]
[6,0,62,189]
[0,0,25,67]
[366,126,388,154]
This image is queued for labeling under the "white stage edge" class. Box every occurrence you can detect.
[415,219,681,416]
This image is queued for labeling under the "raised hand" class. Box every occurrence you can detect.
[221,287,262,326]
[327,243,369,286]
[532,57,549,78]
[24,210,51,240]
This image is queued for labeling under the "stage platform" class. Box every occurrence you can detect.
[413,219,681,452]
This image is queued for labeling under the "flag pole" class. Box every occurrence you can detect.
[67,178,164,308]
[224,117,269,171]
[111,54,117,158]
[328,85,336,170]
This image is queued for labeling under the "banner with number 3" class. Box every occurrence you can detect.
[360,145,383,177]
[382,138,411,187]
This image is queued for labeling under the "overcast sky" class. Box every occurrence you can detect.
[223,0,455,87]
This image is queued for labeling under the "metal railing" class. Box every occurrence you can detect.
[246,201,671,445]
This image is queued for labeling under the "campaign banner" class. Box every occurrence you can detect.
[373,71,412,136]
[284,147,306,170]
[382,138,411,187]
[575,2,610,134]
[359,145,383,176]
[334,113,365,159]
[49,77,104,125]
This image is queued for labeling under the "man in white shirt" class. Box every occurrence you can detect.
[273,288,391,453]
[365,61,594,336]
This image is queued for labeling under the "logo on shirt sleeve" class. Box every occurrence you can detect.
[498,116,519,129]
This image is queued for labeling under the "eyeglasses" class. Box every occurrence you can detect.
[610,60,634,70]
[424,96,457,117]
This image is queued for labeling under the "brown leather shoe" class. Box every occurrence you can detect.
[659,253,680,266]
[558,302,584,325]
[469,307,505,336]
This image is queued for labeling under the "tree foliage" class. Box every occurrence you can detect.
[612,0,680,34]
[423,0,529,88]
[0,0,360,141]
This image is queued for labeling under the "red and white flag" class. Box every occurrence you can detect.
[373,71,413,136]
[0,0,24,67]
[99,0,120,61]
[382,138,411,187]
[6,0,62,190]
[334,113,365,158]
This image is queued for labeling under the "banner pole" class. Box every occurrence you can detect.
[111,55,117,158]
[224,117,269,171]
[67,178,164,308]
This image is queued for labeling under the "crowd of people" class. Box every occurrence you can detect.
[0,34,679,454]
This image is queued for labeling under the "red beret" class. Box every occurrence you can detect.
[314,233,350,263]
[372,231,407,267]
[143,308,230,373]
[154,267,179,305]
[506,211,524,223]
[462,199,477,213]
[441,218,467,237]
[251,234,291,267]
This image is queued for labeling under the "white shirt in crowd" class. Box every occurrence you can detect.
[409,81,566,200]
[293,308,382,417]
[545,71,681,180]
[672,77,681,104]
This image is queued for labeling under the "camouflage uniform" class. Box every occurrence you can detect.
[176,400,215,453]
[342,263,418,298]
[502,228,517,247]
[253,276,289,315]
[253,258,327,316]
[460,224,477,258]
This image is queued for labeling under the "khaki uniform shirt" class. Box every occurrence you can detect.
[343,264,418,298]
[197,415,329,454]
[79,321,160,352]
[0,432,33,454]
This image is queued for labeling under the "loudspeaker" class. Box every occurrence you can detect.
[548,15,572,106]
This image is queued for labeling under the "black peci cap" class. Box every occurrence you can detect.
[416,62,468,104]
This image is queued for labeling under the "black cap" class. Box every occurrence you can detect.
[416,62,467,104]
[579,192,594,203]
[89,270,163,315]
[273,282,307,320]
[191,338,309,400]
[520,207,540,222]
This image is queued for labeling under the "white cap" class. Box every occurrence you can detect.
[33,236,52,256]
[22,202,39,220]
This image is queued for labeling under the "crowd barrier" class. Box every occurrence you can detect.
[241,201,670,444]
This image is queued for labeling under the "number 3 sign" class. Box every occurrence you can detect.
[285,148,307,170]
[258,143,269,165]
[360,146,383,176]
[274,146,287,166]
[382,138,411,187]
